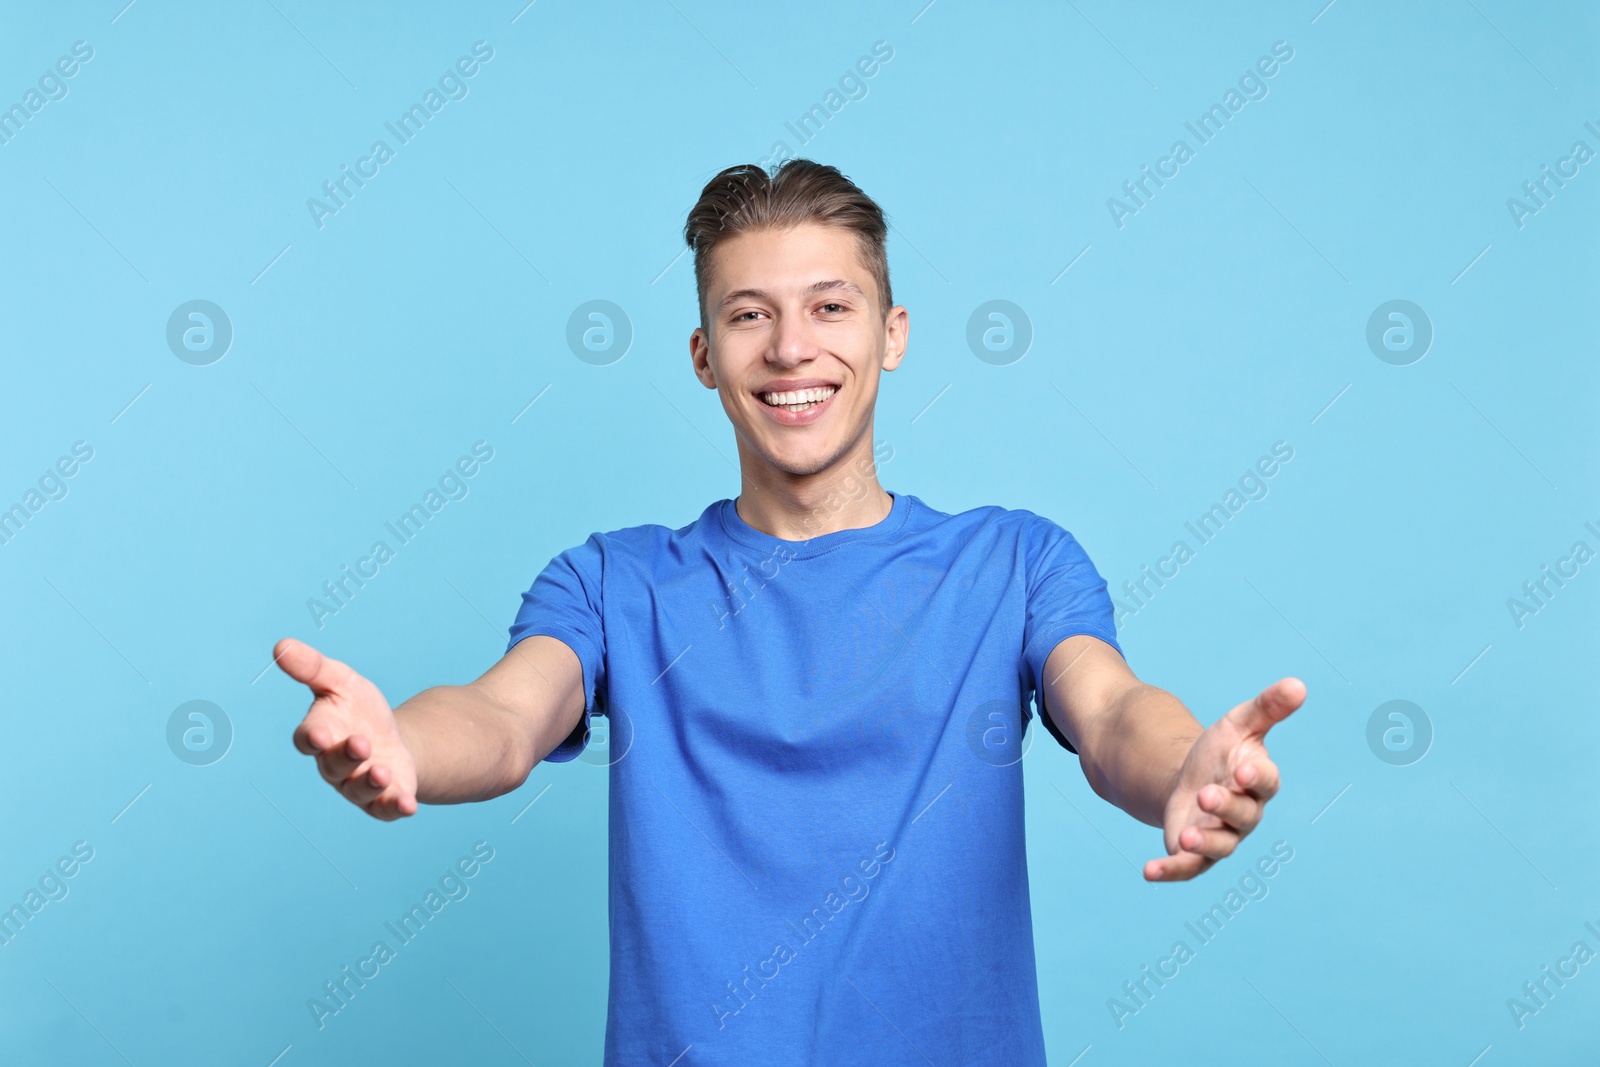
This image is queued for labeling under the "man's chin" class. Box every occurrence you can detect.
[738,415,871,480]
[749,438,847,479]
[764,451,837,478]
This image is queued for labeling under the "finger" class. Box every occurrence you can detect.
[1236,757,1281,802]
[292,704,349,755]
[1145,850,1213,882]
[366,798,401,822]
[274,638,358,698]
[292,717,321,755]
[365,789,419,822]
[1177,824,1241,860]
[1198,782,1262,832]
[317,734,372,784]
[339,758,389,806]
[293,702,345,754]
[386,792,419,818]
[1226,677,1306,738]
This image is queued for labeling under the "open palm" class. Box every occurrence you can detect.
[277,637,419,822]
[1145,677,1305,882]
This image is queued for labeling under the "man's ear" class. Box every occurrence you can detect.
[881,305,909,372]
[690,326,718,389]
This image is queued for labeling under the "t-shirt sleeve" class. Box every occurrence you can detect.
[506,533,607,763]
[1020,513,1123,756]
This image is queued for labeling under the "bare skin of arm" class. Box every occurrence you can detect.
[1040,634,1305,882]
[274,634,586,821]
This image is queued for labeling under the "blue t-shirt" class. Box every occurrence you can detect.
[507,490,1121,1065]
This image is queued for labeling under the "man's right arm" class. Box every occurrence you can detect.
[399,635,587,804]
[277,634,586,820]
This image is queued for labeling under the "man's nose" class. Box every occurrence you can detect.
[768,312,818,366]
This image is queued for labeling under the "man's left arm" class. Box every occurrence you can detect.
[1038,634,1306,882]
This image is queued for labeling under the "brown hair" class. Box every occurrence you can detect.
[683,159,892,331]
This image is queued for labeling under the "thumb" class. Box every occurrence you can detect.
[273,637,356,697]
[1228,676,1306,738]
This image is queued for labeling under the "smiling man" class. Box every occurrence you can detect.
[275,159,1305,1065]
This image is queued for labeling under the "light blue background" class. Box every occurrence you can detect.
[1,1,1595,1063]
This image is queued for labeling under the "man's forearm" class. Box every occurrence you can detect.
[393,686,535,805]
[1080,683,1204,827]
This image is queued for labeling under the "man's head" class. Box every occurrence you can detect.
[685,160,907,481]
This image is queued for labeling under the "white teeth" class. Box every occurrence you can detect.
[761,385,837,407]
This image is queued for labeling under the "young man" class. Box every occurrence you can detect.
[276,160,1304,1065]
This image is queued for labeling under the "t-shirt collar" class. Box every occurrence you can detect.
[714,489,911,559]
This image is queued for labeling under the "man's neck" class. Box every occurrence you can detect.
[732,438,890,542]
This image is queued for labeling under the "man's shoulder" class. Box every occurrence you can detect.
[908,494,1065,540]
[580,500,725,553]
[910,498,1099,579]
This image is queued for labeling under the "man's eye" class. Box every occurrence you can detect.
[820,303,846,313]
[734,310,763,322]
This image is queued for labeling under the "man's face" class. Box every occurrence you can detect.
[690,222,907,478]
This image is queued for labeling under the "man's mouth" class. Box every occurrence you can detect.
[758,385,839,413]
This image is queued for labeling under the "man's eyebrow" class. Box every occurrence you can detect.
[717,279,865,311]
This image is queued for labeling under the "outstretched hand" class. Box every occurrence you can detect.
[1145,677,1305,882]
[276,637,419,822]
